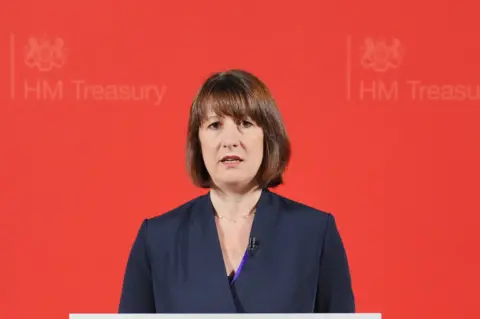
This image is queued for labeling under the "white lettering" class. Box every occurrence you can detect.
[359,81,398,100]
[407,81,480,101]
[24,79,63,100]
[43,81,63,100]
[24,80,41,100]
[71,81,166,105]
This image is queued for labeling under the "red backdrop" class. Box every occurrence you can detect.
[1,1,479,319]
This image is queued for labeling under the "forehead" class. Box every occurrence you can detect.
[198,98,254,122]
[203,106,251,118]
[192,75,268,126]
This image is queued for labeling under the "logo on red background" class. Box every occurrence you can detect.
[360,37,403,73]
[9,33,166,105]
[24,36,67,72]
[346,35,479,102]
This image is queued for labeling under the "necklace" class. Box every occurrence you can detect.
[215,208,256,223]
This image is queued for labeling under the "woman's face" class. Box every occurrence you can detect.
[198,109,264,190]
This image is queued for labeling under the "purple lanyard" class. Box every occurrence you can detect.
[230,250,248,286]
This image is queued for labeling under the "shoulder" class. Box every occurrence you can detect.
[271,190,332,220]
[141,193,208,235]
[269,190,335,231]
[267,191,345,256]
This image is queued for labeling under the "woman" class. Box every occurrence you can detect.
[118,69,355,313]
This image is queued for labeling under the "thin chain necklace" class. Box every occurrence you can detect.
[215,208,257,223]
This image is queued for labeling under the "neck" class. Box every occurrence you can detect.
[209,185,263,220]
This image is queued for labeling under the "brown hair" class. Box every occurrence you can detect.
[186,69,291,188]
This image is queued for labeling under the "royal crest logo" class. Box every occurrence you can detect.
[9,32,167,105]
[24,36,67,72]
[360,37,403,72]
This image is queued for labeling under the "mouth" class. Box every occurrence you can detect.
[220,155,243,164]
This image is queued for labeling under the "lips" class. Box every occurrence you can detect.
[220,155,243,163]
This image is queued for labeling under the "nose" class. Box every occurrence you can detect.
[221,120,241,148]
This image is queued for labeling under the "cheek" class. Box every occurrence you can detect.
[250,133,264,156]
[200,144,215,160]
[199,141,219,169]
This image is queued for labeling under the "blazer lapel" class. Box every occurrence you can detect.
[230,188,280,312]
[186,189,280,313]
[187,194,237,313]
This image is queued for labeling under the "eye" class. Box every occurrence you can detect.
[240,120,254,128]
[207,121,221,130]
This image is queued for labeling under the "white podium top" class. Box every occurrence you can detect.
[70,314,381,319]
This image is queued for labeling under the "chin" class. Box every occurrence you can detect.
[220,179,245,185]
[217,177,252,188]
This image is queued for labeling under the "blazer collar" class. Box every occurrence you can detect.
[195,188,280,312]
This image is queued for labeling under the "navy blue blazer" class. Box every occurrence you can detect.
[118,188,355,313]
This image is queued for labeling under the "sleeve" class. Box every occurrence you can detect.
[315,213,355,313]
[118,219,156,313]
